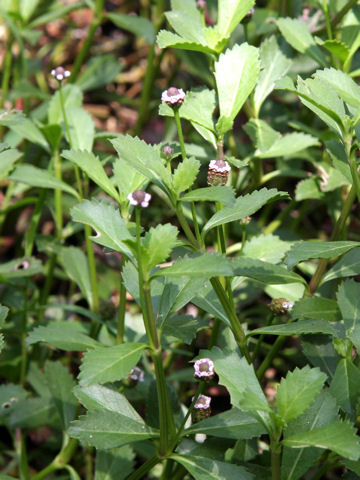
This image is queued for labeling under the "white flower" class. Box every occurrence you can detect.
[194,358,214,379]
[208,160,231,173]
[51,66,71,81]
[194,394,211,410]
[127,190,152,208]
[282,301,294,311]
[161,87,186,105]
[129,367,144,382]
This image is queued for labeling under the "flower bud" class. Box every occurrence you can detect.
[127,190,152,208]
[193,358,215,381]
[242,7,255,24]
[196,0,206,10]
[207,160,231,186]
[127,366,144,387]
[162,145,174,159]
[161,87,186,106]
[51,66,71,82]
[269,298,294,315]
[192,394,211,423]
[240,216,251,225]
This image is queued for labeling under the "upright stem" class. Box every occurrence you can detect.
[0,31,13,139]
[322,0,333,40]
[53,149,63,240]
[271,438,282,480]
[116,257,126,344]
[127,455,161,480]
[256,336,286,380]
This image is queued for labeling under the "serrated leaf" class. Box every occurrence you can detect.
[165,8,205,44]
[215,44,260,134]
[204,188,288,233]
[277,17,327,67]
[9,397,58,429]
[69,410,157,449]
[111,135,172,195]
[152,253,233,279]
[0,256,43,279]
[59,246,93,308]
[184,408,265,440]
[78,343,147,386]
[48,84,83,124]
[157,30,215,54]
[281,392,338,480]
[9,118,49,152]
[162,314,208,344]
[44,361,76,429]
[172,157,200,195]
[248,319,337,337]
[322,248,360,284]
[73,384,143,422]
[70,200,134,260]
[242,234,290,264]
[337,279,360,333]
[172,454,254,480]
[291,297,341,322]
[244,118,281,153]
[0,148,22,180]
[282,421,360,460]
[9,165,79,199]
[277,366,326,423]
[0,384,28,419]
[254,35,292,116]
[113,157,147,201]
[320,39,350,63]
[95,446,135,480]
[301,335,340,380]
[232,257,306,285]
[285,241,359,269]
[295,177,324,201]
[142,224,178,274]
[62,150,119,201]
[65,107,95,151]
[315,68,360,110]
[107,12,155,43]
[26,321,100,351]
[217,0,255,38]
[256,132,319,158]
[329,359,360,415]
[181,186,235,207]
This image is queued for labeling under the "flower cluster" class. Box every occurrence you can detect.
[127,190,152,208]
[193,358,215,381]
[51,66,71,81]
[207,160,231,186]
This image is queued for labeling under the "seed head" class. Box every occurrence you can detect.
[161,87,186,106]
[51,66,71,82]
[207,160,231,186]
[127,190,152,208]
[194,358,215,381]
[270,298,294,315]
[192,394,212,422]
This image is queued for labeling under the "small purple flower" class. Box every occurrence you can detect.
[196,0,206,9]
[194,394,211,410]
[162,145,174,158]
[207,160,231,186]
[51,66,71,81]
[194,358,214,380]
[129,366,144,383]
[161,87,186,106]
[208,160,231,173]
[127,190,152,208]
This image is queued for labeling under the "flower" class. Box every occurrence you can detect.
[194,394,211,410]
[242,7,255,24]
[162,145,174,158]
[196,0,207,9]
[270,298,294,315]
[127,190,152,208]
[161,87,186,106]
[240,216,251,225]
[194,358,214,380]
[129,366,144,383]
[51,66,71,81]
[282,300,294,311]
[207,159,231,186]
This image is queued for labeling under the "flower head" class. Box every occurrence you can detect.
[240,216,251,225]
[194,358,214,380]
[270,298,294,315]
[51,66,71,81]
[162,145,174,158]
[194,394,211,410]
[196,0,207,10]
[129,366,144,383]
[282,300,294,311]
[207,160,231,186]
[127,190,152,208]
[161,87,186,106]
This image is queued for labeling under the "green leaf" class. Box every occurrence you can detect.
[329,359,360,415]
[78,343,147,386]
[277,17,327,67]
[291,297,341,322]
[113,158,147,202]
[244,118,281,153]
[75,54,122,91]
[106,12,155,44]
[95,446,135,480]
[59,246,93,308]
[0,256,43,280]
[157,30,215,55]
[277,366,326,424]
[9,164,79,198]
[142,224,178,274]
[301,335,340,380]
[248,319,337,338]
[9,118,49,152]
[74,384,143,422]
[319,39,350,63]
[69,410,157,449]
[70,200,134,260]
[44,361,76,429]
[166,4,204,43]
[48,84,83,124]
[315,68,360,110]
[295,177,324,201]
[0,148,22,180]
[215,44,260,134]
[62,150,119,201]
[152,253,233,279]
[204,188,288,233]
[282,420,360,461]
[162,314,208,344]
[254,35,292,116]
[242,234,290,264]
[0,305,9,328]
[19,0,41,21]
[172,454,254,480]
[281,392,338,480]
[217,0,255,38]
[184,408,265,440]
[337,279,360,333]
[9,397,58,429]
[26,321,100,351]
[0,384,28,419]
[256,132,319,158]
[159,88,216,132]
[285,241,359,269]
[172,157,200,195]
[181,186,235,207]
[111,135,172,195]
[232,257,306,285]
[66,107,95,151]
[322,247,360,284]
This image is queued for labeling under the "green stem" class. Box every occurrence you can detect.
[322,0,333,40]
[256,336,286,380]
[330,0,358,30]
[271,439,282,480]
[116,257,126,344]
[0,31,13,139]
[53,149,63,240]
[127,455,161,480]
[20,282,29,386]
[24,191,46,257]
[210,277,251,362]
[250,157,263,191]
[251,314,274,362]
[208,318,221,348]
[215,202,233,306]
[264,199,297,235]
[31,437,78,480]
[15,429,29,480]
[175,203,200,250]
[85,224,99,315]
